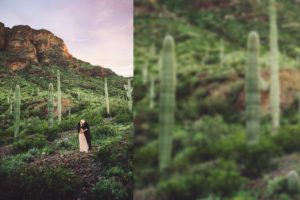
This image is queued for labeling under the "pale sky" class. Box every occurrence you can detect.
[0,0,133,77]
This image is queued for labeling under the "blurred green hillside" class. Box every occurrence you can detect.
[134,0,300,200]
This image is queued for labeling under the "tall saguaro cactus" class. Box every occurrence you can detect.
[124,79,133,112]
[48,83,54,128]
[57,70,62,122]
[246,31,261,144]
[14,85,21,138]
[269,0,280,133]
[159,35,176,173]
[104,77,110,115]
[149,75,155,109]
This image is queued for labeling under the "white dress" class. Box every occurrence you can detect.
[79,129,89,152]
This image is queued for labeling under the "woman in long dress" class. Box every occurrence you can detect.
[78,119,89,152]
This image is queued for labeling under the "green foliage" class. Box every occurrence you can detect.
[134,141,159,188]
[245,31,261,144]
[114,107,132,123]
[264,175,286,198]
[0,166,81,200]
[92,178,128,200]
[12,134,47,153]
[14,85,21,138]
[237,138,281,178]
[104,77,110,115]
[0,153,34,173]
[272,125,300,153]
[157,160,246,200]
[159,35,176,172]
[95,136,132,169]
[94,124,117,138]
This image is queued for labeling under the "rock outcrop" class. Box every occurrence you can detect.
[0,22,115,76]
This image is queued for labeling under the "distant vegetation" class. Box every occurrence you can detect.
[134,0,300,199]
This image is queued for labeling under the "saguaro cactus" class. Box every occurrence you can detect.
[159,35,176,173]
[48,83,54,128]
[104,77,110,115]
[124,79,133,112]
[269,0,280,133]
[246,31,261,144]
[57,70,62,122]
[37,87,40,96]
[14,85,21,138]
[149,75,155,109]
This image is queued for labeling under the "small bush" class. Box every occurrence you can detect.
[94,124,117,138]
[0,166,81,200]
[0,153,33,173]
[157,160,246,200]
[273,125,300,153]
[92,178,128,200]
[237,138,281,178]
[12,134,47,153]
[96,137,131,168]
[114,109,132,123]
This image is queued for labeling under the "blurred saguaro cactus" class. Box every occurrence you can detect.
[57,70,62,122]
[159,35,176,173]
[48,83,54,128]
[124,79,133,112]
[269,0,280,133]
[246,31,261,144]
[104,77,110,115]
[14,85,21,138]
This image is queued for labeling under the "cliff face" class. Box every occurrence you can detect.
[0,22,115,76]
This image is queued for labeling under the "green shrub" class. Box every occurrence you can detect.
[12,134,47,153]
[96,137,131,168]
[94,124,117,138]
[0,153,33,173]
[273,125,300,153]
[157,160,246,200]
[114,109,132,123]
[92,178,128,200]
[237,137,281,178]
[0,166,81,200]
[55,138,72,149]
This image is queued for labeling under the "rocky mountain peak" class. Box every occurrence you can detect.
[0,22,115,76]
